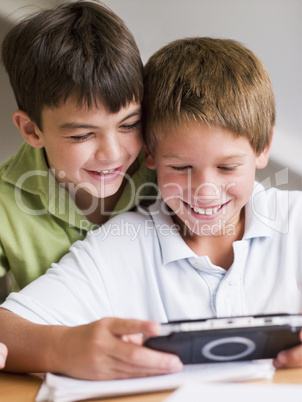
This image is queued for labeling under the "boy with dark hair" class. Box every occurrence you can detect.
[0,37,301,379]
[0,0,156,292]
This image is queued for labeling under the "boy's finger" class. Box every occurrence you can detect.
[121,333,144,345]
[274,344,302,368]
[108,317,161,337]
[93,352,182,380]
[109,335,183,373]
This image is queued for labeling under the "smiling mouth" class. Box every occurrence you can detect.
[186,201,228,216]
[89,166,122,176]
[92,169,117,175]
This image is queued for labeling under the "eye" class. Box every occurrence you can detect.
[218,165,237,171]
[120,120,141,131]
[171,165,192,171]
[70,133,93,142]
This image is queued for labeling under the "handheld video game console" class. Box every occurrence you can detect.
[144,314,302,364]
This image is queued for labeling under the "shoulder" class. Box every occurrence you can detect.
[251,182,302,204]
[0,154,15,179]
[248,183,302,234]
[254,185,302,210]
[87,209,154,244]
[0,143,42,185]
[0,145,36,190]
[66,209,158,274]
[83,199,176,258]
[0,145,49,226]
[0,152,20,209]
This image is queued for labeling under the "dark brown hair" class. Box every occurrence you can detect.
[2,0,143,129]
[143,37,275,155]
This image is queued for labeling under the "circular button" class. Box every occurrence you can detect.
[201,336,256,361]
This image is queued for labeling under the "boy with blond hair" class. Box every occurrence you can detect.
[0,37,301,379]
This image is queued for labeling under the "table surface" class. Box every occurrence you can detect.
[1,367,302,402]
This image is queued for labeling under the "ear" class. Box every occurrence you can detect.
[13,110,45,148]
[143,144,156,169]
[255,129,274,169]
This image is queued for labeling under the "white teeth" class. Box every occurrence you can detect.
[94,169,115,175]
[192,205,219,215]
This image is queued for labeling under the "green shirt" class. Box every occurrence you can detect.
[0,143,157,292]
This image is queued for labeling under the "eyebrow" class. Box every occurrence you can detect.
[59,109,141,131]
[220,153,247,160]
[162,153,247,160]
[59,123,99,131]
[120,110,141,123]
[162,154,186,160]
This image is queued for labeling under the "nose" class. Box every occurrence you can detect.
[95,133,121,162]
[191,170,221,202]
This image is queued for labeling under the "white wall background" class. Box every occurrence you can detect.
[0,0,301,187]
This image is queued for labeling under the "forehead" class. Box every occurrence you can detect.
[40,95,141,128]
[154,121,256,162]
[41,93,107,116]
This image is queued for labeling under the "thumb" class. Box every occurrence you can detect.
[0,343,8,369]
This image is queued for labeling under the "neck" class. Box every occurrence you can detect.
[176,210,245,270]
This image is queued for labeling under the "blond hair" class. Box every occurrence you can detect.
[142,37,275,155]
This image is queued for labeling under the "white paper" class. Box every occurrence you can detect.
[164,383,302,402]
[36,360,275,402]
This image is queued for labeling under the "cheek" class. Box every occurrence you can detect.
[126,134,143,156]
[53,147,88,172]
[157,172,185,198]
[226,173,254,203]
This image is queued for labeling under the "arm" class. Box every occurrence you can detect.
[0,308,182,380]
[273,329,302,369]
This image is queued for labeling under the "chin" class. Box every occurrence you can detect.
[98,185,122,199]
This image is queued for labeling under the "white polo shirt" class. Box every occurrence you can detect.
[2,183,302,325]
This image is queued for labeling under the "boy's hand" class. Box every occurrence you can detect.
[58,317,183,380]
[273,329,302,368]
[0,342,8,369]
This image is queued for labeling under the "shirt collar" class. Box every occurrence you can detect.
[3,143,51,195]
[243,182,273,239]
